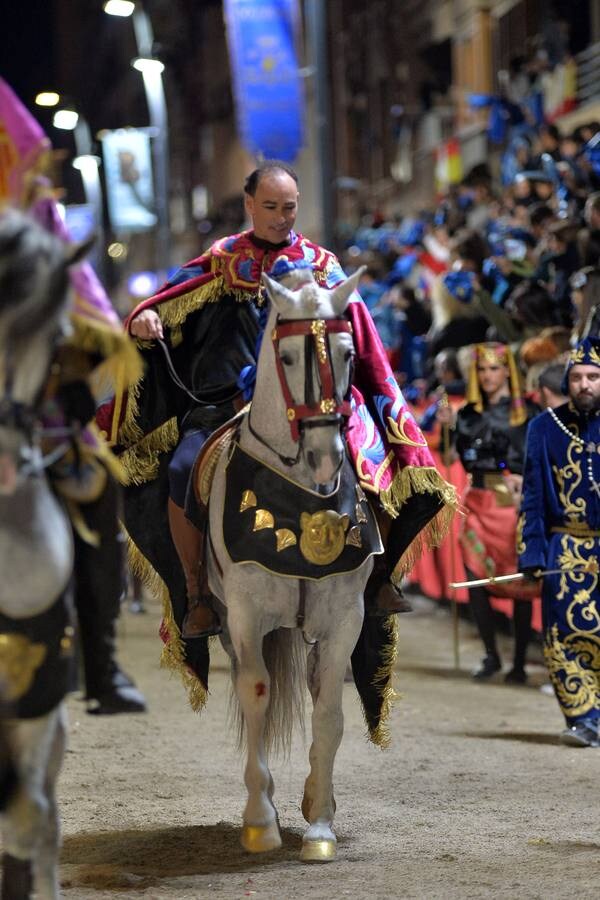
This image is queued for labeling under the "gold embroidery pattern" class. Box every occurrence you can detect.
[552,439,586,522]
[386,411,428,449]
[556,535,598,602]
[543,624,600,718]
[516,513,526,556]
[0,634,47,702]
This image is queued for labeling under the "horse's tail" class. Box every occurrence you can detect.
[232,628,306,757]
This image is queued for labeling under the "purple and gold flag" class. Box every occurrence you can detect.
[0,77,140,394]
[0,78,51,205]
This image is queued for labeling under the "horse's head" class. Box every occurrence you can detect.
[0,209,91,494]
[260,265,365,485]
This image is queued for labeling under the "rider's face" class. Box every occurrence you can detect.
[245,172,299,242]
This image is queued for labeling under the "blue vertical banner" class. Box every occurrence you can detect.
[224,0,305,162]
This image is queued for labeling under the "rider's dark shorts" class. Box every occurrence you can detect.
[167,429,209,507]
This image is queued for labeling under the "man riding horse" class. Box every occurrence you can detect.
[99,160,457,726]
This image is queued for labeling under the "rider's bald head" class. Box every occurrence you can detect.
[244,161,299,197]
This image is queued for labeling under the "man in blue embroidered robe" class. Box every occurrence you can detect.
[519,336,600,747]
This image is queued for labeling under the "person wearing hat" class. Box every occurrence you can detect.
[99,159,456,717]
[439,342,539,681]
[519,337,600,746]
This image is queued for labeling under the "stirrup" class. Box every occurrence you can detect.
[181,597,222,640]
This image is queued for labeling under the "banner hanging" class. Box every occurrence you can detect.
[101,128,157,233]
[224,0,304,162]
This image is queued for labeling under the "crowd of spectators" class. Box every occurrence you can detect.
[342,110,600,629]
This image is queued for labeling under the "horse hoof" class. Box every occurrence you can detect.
[241,822,282,853]
[300,838,337,862]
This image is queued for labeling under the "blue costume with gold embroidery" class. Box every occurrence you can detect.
[519,340,600,729]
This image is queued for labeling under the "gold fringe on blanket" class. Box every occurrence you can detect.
[119,417,179,486]
[379,464,459,578]
[124,530,208,712]
[394,502,457,580]
[368,614,399,749]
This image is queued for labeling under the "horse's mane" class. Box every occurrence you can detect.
[0,209,71,347]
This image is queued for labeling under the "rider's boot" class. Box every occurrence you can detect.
[365,550,413,617]
[74,475,146,715]
[167,498,221,639]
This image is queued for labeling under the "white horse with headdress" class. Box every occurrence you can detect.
[206,263,384,861]
[0,209,89,900]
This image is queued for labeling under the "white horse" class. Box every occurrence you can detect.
[207,264,379,862]
[0,209,88,900]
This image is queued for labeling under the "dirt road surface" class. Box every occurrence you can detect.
[59,595,599,900]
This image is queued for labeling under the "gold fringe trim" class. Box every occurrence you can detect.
[379,465,459,579]
[368,615,399,749]
[394,502,457,579]
[124,530,208,712]
[120,417,179,486]
[155,276,255,331]
[379,465,457,518]
[113,276,253,477]
[68,313,143,398]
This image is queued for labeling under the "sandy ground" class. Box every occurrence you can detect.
[57,594,600,900]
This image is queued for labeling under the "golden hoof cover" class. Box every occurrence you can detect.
[241,822,282,853]
[300,839,337,862]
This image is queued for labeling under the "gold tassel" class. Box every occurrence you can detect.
[124,530,208,712]
[120,418,179,486]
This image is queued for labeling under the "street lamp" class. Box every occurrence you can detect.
[35,91,60,108]
[103,0,135,16]
[103,0,171,276]
[52,104,106,279]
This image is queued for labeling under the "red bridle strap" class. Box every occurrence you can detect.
[271,318,354,442]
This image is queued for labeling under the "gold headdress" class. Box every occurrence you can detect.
[466,342,526,426]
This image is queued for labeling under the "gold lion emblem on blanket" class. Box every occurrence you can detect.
[299,510,350,565]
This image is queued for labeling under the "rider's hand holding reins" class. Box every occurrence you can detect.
[130,309,164,340]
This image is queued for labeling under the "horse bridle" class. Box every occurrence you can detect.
[0,347,74,479]
[247,315,354,466]
[271,316,354,440]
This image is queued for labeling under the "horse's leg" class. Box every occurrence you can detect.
[35,706,66,900]
[2,710,63,900]
[301,610,362,862]
[301,643,320,823]
[229,604,281,853]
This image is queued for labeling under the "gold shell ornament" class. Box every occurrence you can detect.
[275,528,297,552]
[0,634,47,701]
[240,490,257,512]
[346,526,363,548]
[299,510,350,565]
[254,509,275,531]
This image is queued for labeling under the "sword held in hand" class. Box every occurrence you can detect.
[449,558,599,590]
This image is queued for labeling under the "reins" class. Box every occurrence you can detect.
[157,339,243,408]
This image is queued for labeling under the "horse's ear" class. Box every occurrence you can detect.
[261,272,297,316]
[330,266,366,315]
[64,235,96,269]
